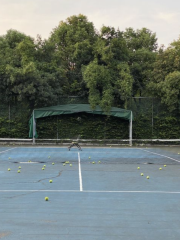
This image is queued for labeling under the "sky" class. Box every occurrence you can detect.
[0,0,180,47]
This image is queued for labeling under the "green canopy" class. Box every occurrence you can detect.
[29,104,133,142]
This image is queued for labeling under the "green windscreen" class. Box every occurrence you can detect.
[29,104,133,138]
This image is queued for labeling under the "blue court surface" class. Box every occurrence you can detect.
[0,146,180,240]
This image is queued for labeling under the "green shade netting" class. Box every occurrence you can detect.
[29,104,133,138]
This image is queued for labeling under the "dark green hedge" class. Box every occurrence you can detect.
[0,105,180,140]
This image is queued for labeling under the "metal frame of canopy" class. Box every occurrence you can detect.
[31,106,133,146]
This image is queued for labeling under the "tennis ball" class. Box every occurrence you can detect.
[137,167,140,169]
[45,197,49,201]
[98,161,101,164]
[146,176,150,179]
[65,161,69,164]
[69,164,72,167]
[42,167,45,170]
[8,157,11,159]
[63,163,66,166]
[159,168,162,170]
[49,180,53,183]
[43,165,46,167]
[52,162,55,165]
[17,170,21,173]
[141,173,144,176]
[8,168,11,171]
[89,157,91,159]
[48,156,51,158]
[178,153,180,155]
[92,161,95,164]
[164,165,167,167]
[18,166,21,169]
[28,160,31,162]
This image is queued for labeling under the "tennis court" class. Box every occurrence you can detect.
[0,145,180,240]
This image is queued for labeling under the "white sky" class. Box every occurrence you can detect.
[0,0,180,47]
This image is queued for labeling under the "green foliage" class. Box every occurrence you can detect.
[37,113,129,139]
[123,28,158,96]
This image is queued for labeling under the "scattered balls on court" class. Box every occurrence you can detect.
[159,168,162,170]
[17,170,21,173]
[146,176,150,179]
[141,173,144,176]
[42,167,45,170]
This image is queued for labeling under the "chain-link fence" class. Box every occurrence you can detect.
[0,97,180,139]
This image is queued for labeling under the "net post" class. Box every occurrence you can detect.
[129,111,132,146]
[33,110,35,144]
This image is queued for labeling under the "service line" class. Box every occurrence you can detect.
[78,152,83,191]
[0,190,180,194]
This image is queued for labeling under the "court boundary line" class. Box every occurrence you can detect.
[78,152,83,191]
[0,190,180,194]
[140,148,180,163]
[0,147,17,154]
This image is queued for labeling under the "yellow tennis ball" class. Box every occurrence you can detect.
[141,173,144,176]
[48,156,51,158]
[164,165,166,167]
[43,165,46,167]
[52,162,55,165]
[17,170,21,173]
[9,157,11,159]
[8,168,11,171]
[92,161,95,164]
[137,167,140,169]
[63,163,66,166]
[49,180,53,183]
[98,161,101,164]
[146,176,150,179]
[42,167,45,170]
[159,168,162,170]
[45,197,49,201]
[69,164,72,167]
[18,166,21,169]
[89,157,91,159]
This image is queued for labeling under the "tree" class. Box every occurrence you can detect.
[123,28,158,96]
[49,14,97,96]
[83,26,133,111]
[148,38,180,111]
[0,30,65,107]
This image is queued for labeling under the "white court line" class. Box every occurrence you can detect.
[140,148,180,163]
[78,152,83,191]
[0,147,17,154]
[0,190,180,194]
